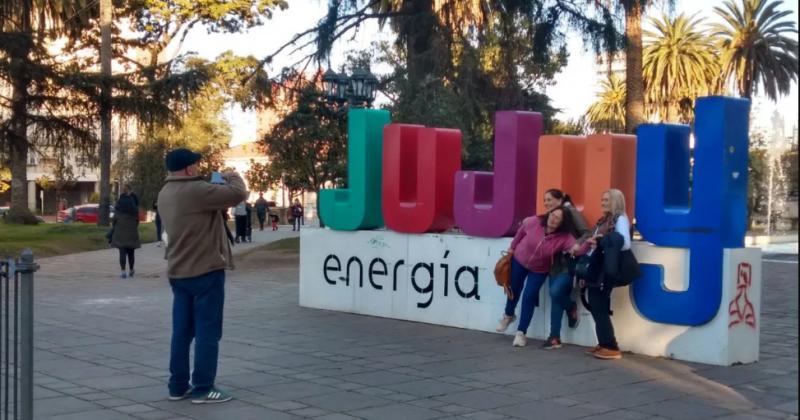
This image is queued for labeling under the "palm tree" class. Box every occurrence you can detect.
[587,75,627,133]
[643,13,721,122]
[622,0,648,134]
[590,1,670,133]
[712,0,799,100]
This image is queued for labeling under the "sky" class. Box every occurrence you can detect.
[175,0,799,146]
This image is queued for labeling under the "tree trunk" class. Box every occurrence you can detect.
[314,187,325,228]
[624,1,646,134]
[6,0,37,224]
[405,0,437,85]
[98,0,113,226]
[742,60,754,99]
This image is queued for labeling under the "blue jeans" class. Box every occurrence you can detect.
[548,272,573,338]
[504,258,547,334]
[169,270,225,397]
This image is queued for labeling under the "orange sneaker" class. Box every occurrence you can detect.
[594,347,622,360]
[585,345,602,355]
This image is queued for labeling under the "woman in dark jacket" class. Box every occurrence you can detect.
[578,188,634,360]
[111,187,141,279]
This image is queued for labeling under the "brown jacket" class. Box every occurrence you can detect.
[157,172,248,279]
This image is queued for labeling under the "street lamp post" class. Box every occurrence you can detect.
[321,68,378,110]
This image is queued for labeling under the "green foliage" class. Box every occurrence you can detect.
[643,13,721,122]
[261,74,348,194]
[205,51,273,110]
[551,117,588,135]
[130,139,168,210]
[368,4,568,170]
[88,192,100,204]
[0,0,100,223]
[0,166,9,194]
[245,159,279,194]
[745,128,793,229]
[748,143,769,227]
[128,0,288,45]
[35,152,78,205]
[712,0,799,100]
[153,85,232,170]
[0,0,217,223]
[587,75,626,133]
[781,145,798,200]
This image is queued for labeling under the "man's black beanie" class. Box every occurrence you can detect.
[165,148,202,172]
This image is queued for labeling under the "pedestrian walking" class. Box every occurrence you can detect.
[291,199,303,231]
[110,185,141,279]
[254,193,269,231]
[157,148,247,404]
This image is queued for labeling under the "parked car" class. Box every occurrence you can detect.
[59,204,120,223]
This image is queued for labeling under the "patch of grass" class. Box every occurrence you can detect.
[258,237,300,253]
[0,222,156,259]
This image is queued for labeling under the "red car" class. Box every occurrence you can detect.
[59,205,102,223]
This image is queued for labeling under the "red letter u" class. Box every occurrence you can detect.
[382,124,462,233]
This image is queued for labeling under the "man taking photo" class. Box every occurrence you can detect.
[158,148,247,404]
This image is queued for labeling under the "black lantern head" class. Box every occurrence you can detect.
[349,68,368,106]
[335,75,349,104]
[364,72,378,105]
[322,69,340,102]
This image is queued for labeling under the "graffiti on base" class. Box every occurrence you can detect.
[728,262,756,329]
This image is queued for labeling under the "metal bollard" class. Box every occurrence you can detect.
[15,250,38,420]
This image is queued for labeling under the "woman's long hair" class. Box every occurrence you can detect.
[596,188,627,232]
[544,188,573,206]
[605,189,627,218]
[115,194,138,216]
[539,206,575,234]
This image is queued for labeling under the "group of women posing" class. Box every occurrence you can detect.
[497,188,632,360]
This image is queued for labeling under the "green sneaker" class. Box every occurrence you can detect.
[168,388,191,401]
[191,388,232,404]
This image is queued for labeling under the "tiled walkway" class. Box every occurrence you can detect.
[26,232,798,419]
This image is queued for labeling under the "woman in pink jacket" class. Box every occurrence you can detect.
[496,206,585,347]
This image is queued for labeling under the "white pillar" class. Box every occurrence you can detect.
[27,181,36,211]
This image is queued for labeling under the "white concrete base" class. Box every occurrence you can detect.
[299,228,761,366]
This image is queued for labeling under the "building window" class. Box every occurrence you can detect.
[27,150,38,166]
[76,155,91,168]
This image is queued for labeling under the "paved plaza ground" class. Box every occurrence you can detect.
[25,228,798,419]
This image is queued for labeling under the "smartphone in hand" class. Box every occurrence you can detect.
[210,172,226,185]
